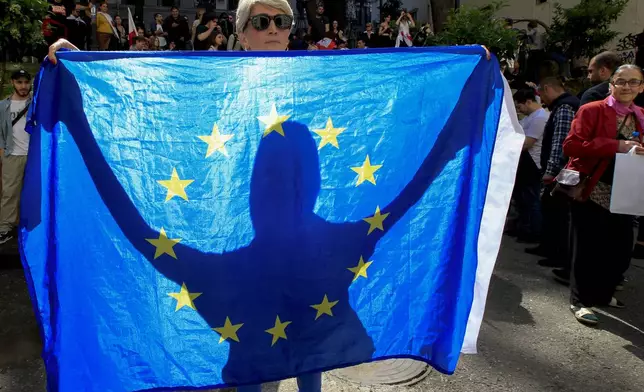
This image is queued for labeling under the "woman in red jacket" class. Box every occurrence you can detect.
[562,64,644,325]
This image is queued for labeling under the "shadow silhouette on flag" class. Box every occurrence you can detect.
[21,55,500,390]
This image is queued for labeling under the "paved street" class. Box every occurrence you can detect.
[2,236,644,392]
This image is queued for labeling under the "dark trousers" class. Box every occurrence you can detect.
[570,201,633,307]
[513,152,542,237]
[540,185,571,265]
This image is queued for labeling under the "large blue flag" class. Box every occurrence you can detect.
[21,47,519,392]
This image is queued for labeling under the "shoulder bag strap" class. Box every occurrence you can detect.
[11,102,31,127]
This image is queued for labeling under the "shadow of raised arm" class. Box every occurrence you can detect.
[367,58,500,243]
[43,63,213,284]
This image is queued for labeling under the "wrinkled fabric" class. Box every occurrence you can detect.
[21,48,505,392]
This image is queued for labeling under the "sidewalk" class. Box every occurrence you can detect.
[2,236,643,391]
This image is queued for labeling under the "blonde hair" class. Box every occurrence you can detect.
[235,0,293,33]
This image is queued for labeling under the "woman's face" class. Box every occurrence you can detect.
[366,23,372,31]
[215,33,224,46]
[239,3,291,51]
[100,3,107,12]
[333,21,338,29]
[115,16,121,25]
[385,15,391,22]
[610,68,644,104]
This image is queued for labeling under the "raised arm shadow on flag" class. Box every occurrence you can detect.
[21,48,522,392]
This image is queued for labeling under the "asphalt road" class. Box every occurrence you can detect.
[2,236,643,392]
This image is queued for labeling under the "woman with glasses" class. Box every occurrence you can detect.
[562,64,644,326]
[45,1,488,389]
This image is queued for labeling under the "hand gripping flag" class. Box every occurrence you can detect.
[21,47,523,392]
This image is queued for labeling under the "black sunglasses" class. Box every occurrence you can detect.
[248,13,293,31]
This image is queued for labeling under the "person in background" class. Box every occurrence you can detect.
[527,77,579,275]
[395,9,414,48]
[95,2,116,50]
[114,15,128,50]
[194,12,219,51]
[562,64,644,325]
[66,3,88,50]
[219,12,234,38]
[191,3,207,45]
[0,70,33,245]
[137,26,146,37]
[361,22,376,48]
[164,6,190,50]
[43,0,72,46]
[131,35,148,51]
[227,31,244,51]
[512,89,549,244]
[413,22,432,47]
[288,29,307,50]
[151,13,168,50]
[308,5,329,43]
[580,51,622,106]
[378,15,393,47]
[208,32,227,51]
[329,20,347,45]
[525,21,545,83]
[356,38,366,49]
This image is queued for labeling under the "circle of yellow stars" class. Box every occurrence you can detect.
[145,103,392,346]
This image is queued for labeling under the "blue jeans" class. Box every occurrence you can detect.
[237,372,322,392]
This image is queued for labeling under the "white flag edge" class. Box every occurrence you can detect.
[462,76,525,354]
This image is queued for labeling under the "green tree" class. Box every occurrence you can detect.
[426,1,518,60]
[546,0,629,59]
[379,0,403,21]
[0,0,48,88]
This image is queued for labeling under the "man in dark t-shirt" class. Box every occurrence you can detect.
[308,6,329,43]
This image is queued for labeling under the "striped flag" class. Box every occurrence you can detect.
[127,7,136,45]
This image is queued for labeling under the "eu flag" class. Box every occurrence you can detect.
[21,47,520,392]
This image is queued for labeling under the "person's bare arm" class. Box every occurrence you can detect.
[48,39,80,65]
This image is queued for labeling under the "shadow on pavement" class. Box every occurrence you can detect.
[484,274,535,326]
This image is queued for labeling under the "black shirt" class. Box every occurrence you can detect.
[309,15,329,42]
[193,24,212,51]
[580,81,610,106]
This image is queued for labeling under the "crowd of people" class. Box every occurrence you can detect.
[42,0,435,53]
[508,50,644,326]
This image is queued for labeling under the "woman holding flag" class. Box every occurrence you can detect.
[45,1,489,389]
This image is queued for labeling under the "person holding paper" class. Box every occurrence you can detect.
[562,64,644,326]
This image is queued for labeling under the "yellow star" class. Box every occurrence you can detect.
[167,282,202,311]
[198,124,234,157]
[348,256,373,282]
[313,117,346,149]
[265,315,292,346]
[157,168,194,202]
[311,295,339,320]
[146,228,181,259]
[213,317,244,343]
[351,155,382,186]
[257,104,290,137]
[363,206,390,235]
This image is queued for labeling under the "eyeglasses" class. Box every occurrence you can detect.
[248,14,293,31]
[612,79,644,87]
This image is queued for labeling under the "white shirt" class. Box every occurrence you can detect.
[519,108,549,169]
[10,99,30,156]
[155,23,167,47]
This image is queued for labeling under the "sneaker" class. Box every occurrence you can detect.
[0,230,15,245]
[570,305,599,326]
[552,268,570,286]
